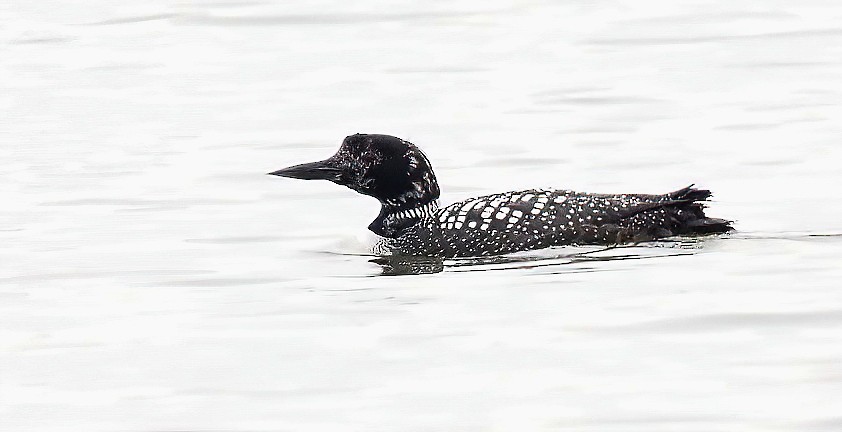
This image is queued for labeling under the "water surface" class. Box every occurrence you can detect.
[2,1,842,431]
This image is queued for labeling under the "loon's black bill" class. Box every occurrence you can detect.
[268,160,341,181]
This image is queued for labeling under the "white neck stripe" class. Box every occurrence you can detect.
[389,200,440,221]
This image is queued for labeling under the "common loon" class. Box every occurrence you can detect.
[269,134,732,258]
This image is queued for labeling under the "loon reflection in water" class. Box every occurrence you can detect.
[270,134,732,259]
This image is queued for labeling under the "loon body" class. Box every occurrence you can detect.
[270,134,731,258]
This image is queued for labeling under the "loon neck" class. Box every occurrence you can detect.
[369,201,439,238]
[387,200,439,221]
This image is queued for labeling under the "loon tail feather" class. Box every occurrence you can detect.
[669,185,733,234]
[668,184,712,202]
[620,185,733,236]
[685,216,733,234]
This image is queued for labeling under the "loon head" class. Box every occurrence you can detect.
[269,133,440,237]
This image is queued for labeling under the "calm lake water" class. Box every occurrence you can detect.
[3,1,842,431]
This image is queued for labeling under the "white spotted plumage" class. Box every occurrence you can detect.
[373,185,729,258]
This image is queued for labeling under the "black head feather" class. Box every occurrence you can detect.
[270,133,440,237]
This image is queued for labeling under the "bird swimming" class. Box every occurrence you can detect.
[269,133,732,258]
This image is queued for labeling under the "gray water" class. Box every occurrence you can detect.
[3,1,842,431]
